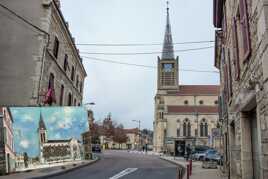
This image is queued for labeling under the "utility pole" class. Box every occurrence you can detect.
[132,120,141,150]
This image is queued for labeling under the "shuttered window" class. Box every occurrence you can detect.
[232,18,240,80]
[239,0,251,61]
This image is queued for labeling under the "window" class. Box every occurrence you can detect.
[183,119,191,137]
[74,98,77,106]
[177,119,180,123]
[184,100,188,105]
[78,103,81,106]
[59,85,64,106]
[76,75,79,88]
[63,55,68,72]
[68,93,72,106]
[3,127,6,144]
[48,73,55,89]
[177,129,180,137]
[239,0,251,62]
[53,36,59,58]
[71,66,75,81]
[200,119,208,137]
[199,100,204,105]
[215,100,218,105]
[80,82,83,93]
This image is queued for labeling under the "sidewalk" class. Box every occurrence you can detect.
[0,158,99,179]
[160,156,228,179]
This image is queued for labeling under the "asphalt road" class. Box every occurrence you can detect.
[49,150,178,179]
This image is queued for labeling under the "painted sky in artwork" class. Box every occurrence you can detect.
[10,107,89,158]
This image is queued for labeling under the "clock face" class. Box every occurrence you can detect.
[163,63,173,72]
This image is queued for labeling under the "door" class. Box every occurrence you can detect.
[7,153,10,174]
[250,109,260,179]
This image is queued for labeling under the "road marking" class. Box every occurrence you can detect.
[109,168,138,179]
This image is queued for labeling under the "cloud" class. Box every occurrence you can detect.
[54,133,62,139]
[22,114,34,122]
[20,139,30,149]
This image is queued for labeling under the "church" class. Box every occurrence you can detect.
[38,115,82,164]
[153,5,220,155]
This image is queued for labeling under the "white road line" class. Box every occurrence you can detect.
[109,168,138,179]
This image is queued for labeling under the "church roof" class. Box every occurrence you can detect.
[161,4,175,60]
[39,114,46,130]
[167,85,220,96]
[47,139,71,143]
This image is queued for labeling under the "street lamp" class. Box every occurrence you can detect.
[132,120,141,151]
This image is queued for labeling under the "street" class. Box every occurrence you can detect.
[49,150,178,179]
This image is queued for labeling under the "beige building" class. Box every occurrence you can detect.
[153,7,220,155]
[214,0,268,178]
[0,0,86,106]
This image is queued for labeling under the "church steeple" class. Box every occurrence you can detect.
[162,1,175,60]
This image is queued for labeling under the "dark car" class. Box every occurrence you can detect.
[92,144,102,153]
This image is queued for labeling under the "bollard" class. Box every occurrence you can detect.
[187,164,190,179]
[177,167,183,179]
[189,159,192,175]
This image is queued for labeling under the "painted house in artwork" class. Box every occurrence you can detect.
[0,107,16,175]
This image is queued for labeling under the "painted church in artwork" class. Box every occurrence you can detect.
[38,114,82,164]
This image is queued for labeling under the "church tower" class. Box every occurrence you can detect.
[157,3,179,91]
[38,113,47,144]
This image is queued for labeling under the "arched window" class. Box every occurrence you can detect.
[63,55,68,72]
[80,82,83,93]
[200,118,208,137]
[214,100,218,105]
[71,66,75,81]
[59,85,64,106]
[183,118,191,137]
[76,75,79,88]
[68,93,72,106]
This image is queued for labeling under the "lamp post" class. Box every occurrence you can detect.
[132,120,141,151]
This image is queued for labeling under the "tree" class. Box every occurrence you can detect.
[23,152,29,168]
[113,124,128,149]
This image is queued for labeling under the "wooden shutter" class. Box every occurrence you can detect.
[232,18,240,80]
[239,0,251,61]
[227,49,233,97]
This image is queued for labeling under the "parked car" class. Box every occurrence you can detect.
[191,146,211,160]
[204,150,223,164]
[92,144,102,153]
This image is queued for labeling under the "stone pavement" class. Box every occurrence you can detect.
[160,156,228,179]
[0,159,99,179]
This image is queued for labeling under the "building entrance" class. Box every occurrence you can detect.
[175,140,185,156]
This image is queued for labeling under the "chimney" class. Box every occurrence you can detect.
[54,0,61,8]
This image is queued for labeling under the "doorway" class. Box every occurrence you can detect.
[7,153,10,174]
[175,140,185,156]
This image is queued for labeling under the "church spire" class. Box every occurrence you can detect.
[162,1,175,60]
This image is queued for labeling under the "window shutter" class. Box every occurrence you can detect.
[232,18,240,80]
[227,49,233,97]
[239,0,251,61]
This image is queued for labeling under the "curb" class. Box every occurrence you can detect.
[159,156,186,177]
[29,157,100,179]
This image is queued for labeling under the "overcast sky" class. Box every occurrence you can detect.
[61,0,219,130]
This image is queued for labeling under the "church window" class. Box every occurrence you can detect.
[215,100,218,105]
[184,100,188,105]
[53,36,59,59]
[199,100,204,105]
[183,119,191,137]
[200,119,208,137]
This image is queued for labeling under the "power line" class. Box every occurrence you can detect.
[0,3,49,36]
[76,40,214,47]
[80,46,214,56]
[81,56,219,74]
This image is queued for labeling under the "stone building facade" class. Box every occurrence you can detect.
[0,107,15,175]
[0,0,87,106]
[153,7,220,155]
[214,0,268,178]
